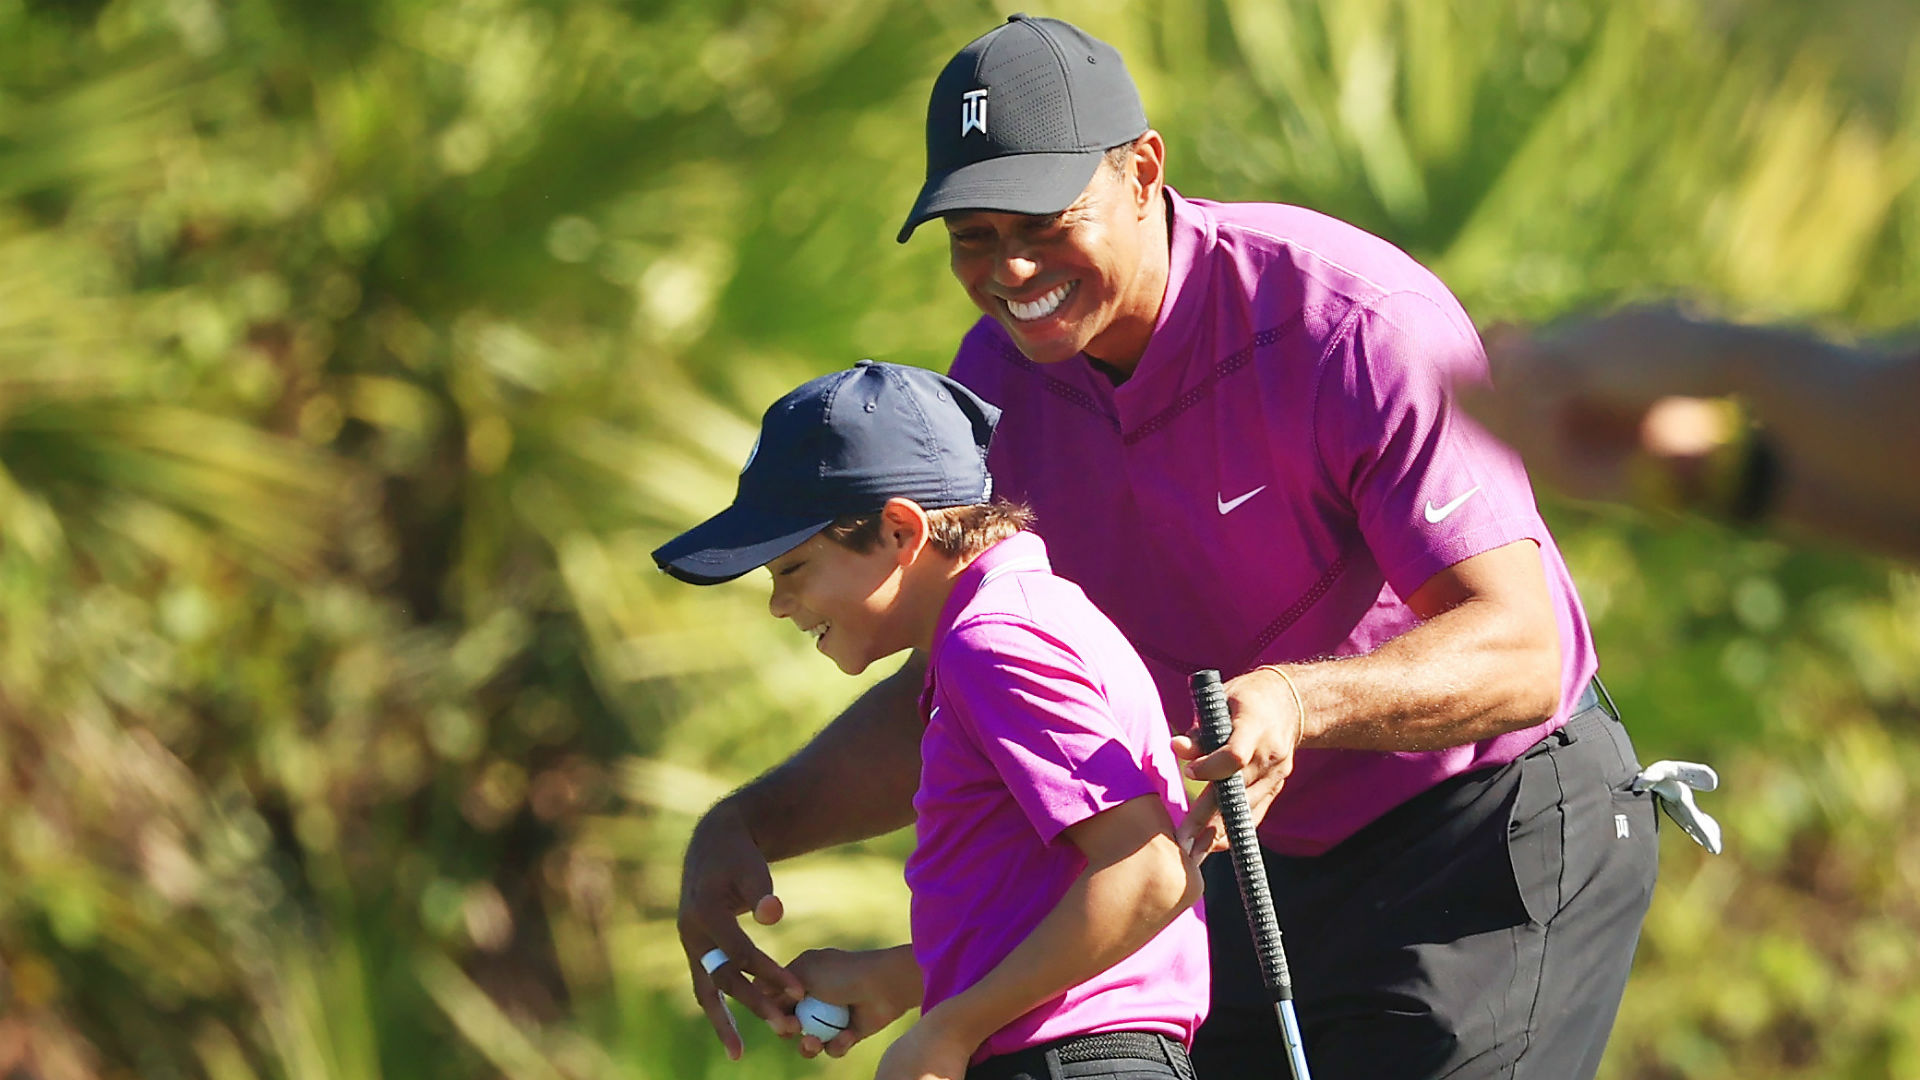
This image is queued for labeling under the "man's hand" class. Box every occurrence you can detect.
[1172,666,1303,856]
[786,945,922,1059]
[678,801,805,1058]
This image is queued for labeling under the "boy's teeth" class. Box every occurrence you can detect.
[807,622,829,641]
[1007,282,1073,322]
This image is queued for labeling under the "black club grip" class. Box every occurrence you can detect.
[1190,669,1295,1004]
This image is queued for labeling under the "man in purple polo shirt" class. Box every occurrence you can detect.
[677,15,1666,1080]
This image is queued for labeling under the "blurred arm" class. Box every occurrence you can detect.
[1729,330,1920,561]
[1476,306,1920,562]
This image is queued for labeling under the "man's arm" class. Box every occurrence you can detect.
[1178,538,1560,850]
[679,651,926,1058]
[874,794,1203,1080]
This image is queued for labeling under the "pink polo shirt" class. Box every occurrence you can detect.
[908,531,1209,1062]
[948,189,1598,856]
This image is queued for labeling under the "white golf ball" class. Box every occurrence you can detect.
[795,996,851,1043]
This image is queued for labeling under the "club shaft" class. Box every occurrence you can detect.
[1191,670,1312,1080]
[1277,1001,1311,1079]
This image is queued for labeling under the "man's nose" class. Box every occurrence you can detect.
[992,243,1040,287]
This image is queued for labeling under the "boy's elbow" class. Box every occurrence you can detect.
[1151,836,1204,916]
[1177,855,1204,913]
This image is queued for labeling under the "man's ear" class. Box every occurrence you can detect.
[878,497,931,563]
[1129,130,1167,218]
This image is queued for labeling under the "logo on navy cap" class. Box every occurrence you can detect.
[960,89,988,136]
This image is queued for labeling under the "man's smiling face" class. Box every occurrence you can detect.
[943,137,1165,369]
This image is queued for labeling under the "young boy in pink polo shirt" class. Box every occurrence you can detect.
[654,359,1208,1080]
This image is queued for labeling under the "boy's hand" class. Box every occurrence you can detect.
[679,803,805,1057]
[787,946,921,1058]
[871,1008,975,1080]
[1172,665,1302,856]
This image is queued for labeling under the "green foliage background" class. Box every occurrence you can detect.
[1,0,1918,1077]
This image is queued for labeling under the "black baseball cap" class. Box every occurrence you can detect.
[652,361,1002,585]
[897,14,1149,243]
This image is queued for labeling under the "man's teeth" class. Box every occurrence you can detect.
[1007,282,1073,322]
[806,623,829,642]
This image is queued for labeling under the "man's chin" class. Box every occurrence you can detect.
[1002,321,1087,365]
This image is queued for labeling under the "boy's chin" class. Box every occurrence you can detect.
[829,644,907,677]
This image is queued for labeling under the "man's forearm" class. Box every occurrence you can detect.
[1270,542,1564,753]
[722,653,927,862]
[1285,600,1559,752]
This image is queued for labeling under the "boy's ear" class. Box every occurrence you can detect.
[878,497,931,562]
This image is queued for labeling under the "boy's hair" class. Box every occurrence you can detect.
[823,497,1035,560]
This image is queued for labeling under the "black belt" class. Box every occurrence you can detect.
[1550,677,1639,779]
[966,1031,1190,1080]
[1572,676,1619,720]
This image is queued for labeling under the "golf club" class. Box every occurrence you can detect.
[1191,669,1311,1080]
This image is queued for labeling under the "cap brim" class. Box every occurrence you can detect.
[651,504,834,585]
[897,150,1106,243]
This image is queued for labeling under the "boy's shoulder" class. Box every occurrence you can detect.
[935,571,1140,701]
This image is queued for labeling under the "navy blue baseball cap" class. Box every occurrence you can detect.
[652,360,1002,585]
[897,14,1149,243]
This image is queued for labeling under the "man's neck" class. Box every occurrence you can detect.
[1081,194,1175,384]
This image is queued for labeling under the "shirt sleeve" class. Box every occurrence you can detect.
[934,616,1156,846]
[1313,290,1549,599]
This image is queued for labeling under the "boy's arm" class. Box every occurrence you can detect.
[874,794,1203,1080]
[679,652,926,1057]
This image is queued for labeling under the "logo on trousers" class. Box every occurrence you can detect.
[961,89,988,136]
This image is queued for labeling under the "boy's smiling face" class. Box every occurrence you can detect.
[764,530,913,676]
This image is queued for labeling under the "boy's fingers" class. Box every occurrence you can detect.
[796,1034,825,1059]
[1176,789,1226,856]
[826,1030,862,1058]
[1168,733,1200,760]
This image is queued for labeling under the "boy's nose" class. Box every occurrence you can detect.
[768,585,793,620]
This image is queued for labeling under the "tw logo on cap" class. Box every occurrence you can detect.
[960,88,988,136]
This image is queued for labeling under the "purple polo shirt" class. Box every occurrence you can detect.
[908,531,1209,1061]
[947,189,1598,856]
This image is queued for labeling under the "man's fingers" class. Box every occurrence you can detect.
[738,943,806,1008]
[1168,733,1200,761]
[1181,745,1244,784]
[752,893,786,926]
[687,961,745,1060]
[692,939,803,1036]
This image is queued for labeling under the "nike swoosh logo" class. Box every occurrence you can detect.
[1424,485,1482,524]
[1217,485,1268,515]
